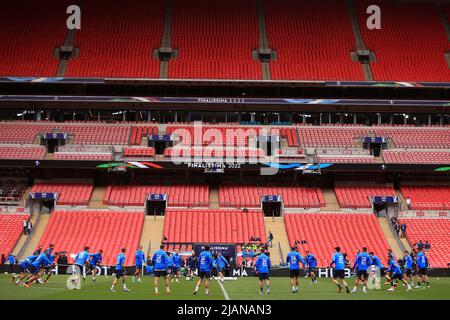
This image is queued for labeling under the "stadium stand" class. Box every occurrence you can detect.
[105,185,209,207]
[53,152,113,161]
[163,210,266,244]
[264,0,364,80]
[317,155,375,164]
[219,185,324,208]
[166,126,263,146]
[130,126,159,145]
[31,183,94,206]
[169,0,261,79]
[0,123,55,144]
[59,124,131,145]
[66,0,165,77]
[0,146,46,160]
[355,0,450,82]
[0,1,69,76]
[400,186,450,210]
[271,128,300,147]
[399,218,450,267]
[0,213,30,255]
[284,213,391,266]
[334,185,397,208]
[163,147,265,159]
[37,210,144,265]
[383,150,450,164]
[123,147,156,158]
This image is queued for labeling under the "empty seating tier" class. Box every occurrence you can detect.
[66,0,164,77]
[53,152,112,161]
[37,210,144,265]
[356,1,450,82]
[220,185,324,208]
[335,186,397,208]
[105,185,209,207]
[0,1,69,76]
[164,147,264,159]
[317,155,375,164]
[123,147,156,158]
[264,0,364,81]
[0,146,46,160]
[163,210,266,244]
[0,213,29,255]
[284,213,391,267]
[31,183,94,206]
[166,126,263,146]
[383,150,450,164]
[399,218,450,267]
[130,126,159,145]
[400,186,450,210]
[169,0,261,80]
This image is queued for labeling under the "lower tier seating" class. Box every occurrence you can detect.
[400,186,450,210]
[123,147,156,158]
[0,146,46,160]
[334,186,397,208]
[37,210,144,265]
[317,155,375,164]
[0,213,29,255]
[284,213,390,267]
[163,210,266,244]
[105,185,209,207]
[53,152,112,161]
[219,185,324,208]
[399,218,450,268]
[31,183,94,206]
[383,150,450,164]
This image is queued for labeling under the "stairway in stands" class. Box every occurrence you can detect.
[320,189,340,211]
[88,186,108,209]
[209,186,220,209]
[17,213,51,260]
[264,217,290,265]
[140,215,165,257]
[377,217,403,259]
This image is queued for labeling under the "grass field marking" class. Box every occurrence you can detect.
[218,280,230,300]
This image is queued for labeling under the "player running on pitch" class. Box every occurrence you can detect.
[194,245,214,296]
[12,255,37,285]
[386,258,412,291]
[110,247,130,292]
[23,251,54,288]
[132,245,146,284]
[403,250,415,287]
[351,247,372,293]
[152,244,171,294]
[255,248,271,295]
[286,246,306,293]
[215,251,229,283]
[330,246,350,293]
[89,250,103,282]
[305,250,318,284]
[74,246,90,280]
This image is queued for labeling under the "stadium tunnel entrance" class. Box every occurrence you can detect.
[40,133,67,153]
[145,193,167,216]
[261,195,283,217]
[26,192,57,215]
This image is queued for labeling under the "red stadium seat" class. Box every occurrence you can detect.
[0,213,30,255]
[37,210,144,265]
[284,213,391,267]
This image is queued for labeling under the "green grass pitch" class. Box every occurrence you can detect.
[0,274,449,300]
